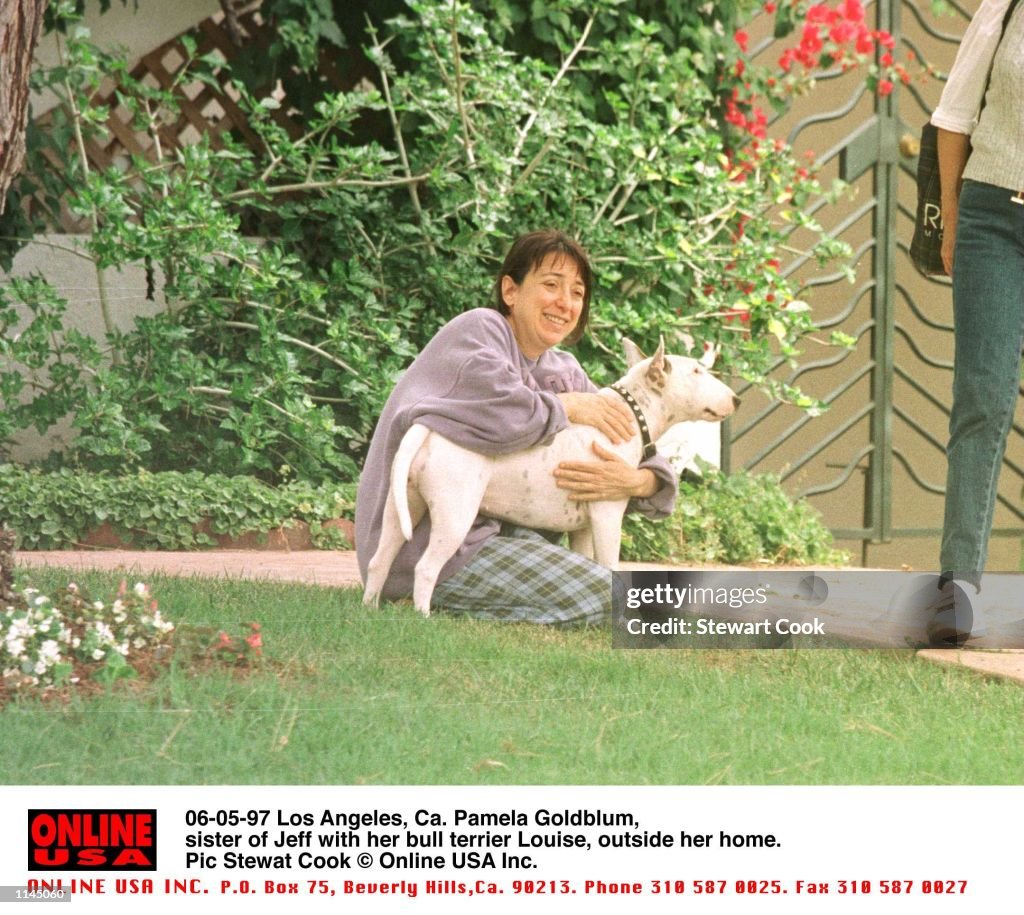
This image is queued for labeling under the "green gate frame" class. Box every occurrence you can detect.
[722,0,1023,559]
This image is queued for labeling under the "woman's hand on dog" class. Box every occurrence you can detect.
[553,443,658,501]
[557,392,635,444]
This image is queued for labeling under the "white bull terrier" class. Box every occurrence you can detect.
[363,338,740,615]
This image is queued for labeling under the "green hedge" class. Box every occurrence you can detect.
[1,463,843,567]
[622,468,847,566]
[0,465,355,550]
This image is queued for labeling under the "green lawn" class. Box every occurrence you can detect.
[3,568,1021,785]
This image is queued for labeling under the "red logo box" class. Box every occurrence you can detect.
[28,809,157,870]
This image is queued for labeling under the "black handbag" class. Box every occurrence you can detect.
[910,0,1021,276]
[909,121,944,276]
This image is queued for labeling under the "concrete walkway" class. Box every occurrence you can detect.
[18,548,362,589]
[15,550,1024,685]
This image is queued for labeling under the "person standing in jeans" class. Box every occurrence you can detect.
[931,0,1023,644]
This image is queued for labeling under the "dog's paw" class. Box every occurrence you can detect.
[362,590,381,609]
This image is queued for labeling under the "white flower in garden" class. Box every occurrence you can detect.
[11,619,32,638]
[149,611,174,634]
[40,641,61,662]
[133,638,145,649]
[95,621,115,642]
[6,638,25,657]
[34,660,47,675]
[134,583,148,598]
[91,648,105,661]
[93,602,104,611]
[71,637,81,649]
[68,583,79,593]
[34,595,48,607]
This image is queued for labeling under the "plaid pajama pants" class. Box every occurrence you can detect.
[431,526,616,626]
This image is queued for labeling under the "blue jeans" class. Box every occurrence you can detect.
[940,179,1024,585]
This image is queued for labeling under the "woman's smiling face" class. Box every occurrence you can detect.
[501,253,586,359]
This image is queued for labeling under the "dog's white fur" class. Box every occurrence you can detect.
[363,339,739,615]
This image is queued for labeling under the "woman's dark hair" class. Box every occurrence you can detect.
[494,230,594,345]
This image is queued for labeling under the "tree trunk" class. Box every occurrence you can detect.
[0,0,48,214]
[0,526,15,604]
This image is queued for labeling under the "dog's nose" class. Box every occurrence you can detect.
[732,395,741,409]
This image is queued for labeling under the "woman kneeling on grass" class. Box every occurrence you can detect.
[355,230,678,624]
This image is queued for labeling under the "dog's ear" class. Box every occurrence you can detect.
[622,338,646,368]
[645,336,669,389]
[700,342,718,369]
[653,335,666,366]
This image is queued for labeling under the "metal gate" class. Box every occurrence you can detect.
[723,0,1024,569]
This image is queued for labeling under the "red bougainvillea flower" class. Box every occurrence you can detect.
[734,29,750,53]
[878,79,894,96]
[829,20,856,44]
[805,4,830,25]
[801,23,824,54]
[841,0,864,20]
[854,26,874,55]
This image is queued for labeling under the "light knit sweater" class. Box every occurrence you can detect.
[965,3,1024,190]
[932,0,1024,191]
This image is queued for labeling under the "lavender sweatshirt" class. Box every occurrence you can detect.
[355,309,678,600]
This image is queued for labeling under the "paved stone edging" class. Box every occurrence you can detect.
[916,648,1024,684]
[17,549,362,589]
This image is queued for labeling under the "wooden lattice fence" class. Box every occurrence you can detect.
[30,2,359,232]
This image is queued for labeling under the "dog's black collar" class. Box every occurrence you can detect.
[610,384,657,460]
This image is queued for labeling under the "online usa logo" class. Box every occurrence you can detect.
[28,810,157,870]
